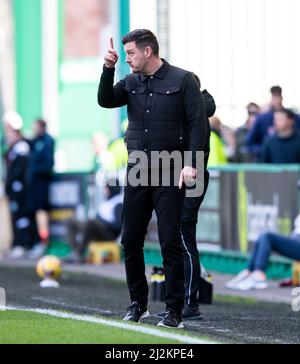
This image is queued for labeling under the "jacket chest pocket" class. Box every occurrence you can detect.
[154,86,182,113]
[126,86,146,112]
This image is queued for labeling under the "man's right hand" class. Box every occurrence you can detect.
[104,38,119,69]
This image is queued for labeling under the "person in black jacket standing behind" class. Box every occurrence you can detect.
[26,119,55,260]
[98,30,207,329]
[180,75,215,319]
[157,75,216,321]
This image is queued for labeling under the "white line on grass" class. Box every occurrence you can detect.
[7,306,217,344]
[30,296,113,314]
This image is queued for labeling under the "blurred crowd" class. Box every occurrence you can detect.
[0,111,127,264]
[91,84,300,172]
[1,113,55,260]
[208,85,300,166]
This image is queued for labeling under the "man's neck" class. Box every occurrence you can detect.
[277,128,294,138]
[143,58,163,76]
[272,105,284,112]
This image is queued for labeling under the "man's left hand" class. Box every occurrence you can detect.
[179,166,197,189]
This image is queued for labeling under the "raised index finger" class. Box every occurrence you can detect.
[110,38,114,50]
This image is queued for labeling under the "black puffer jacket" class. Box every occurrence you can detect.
[98,60,207,168]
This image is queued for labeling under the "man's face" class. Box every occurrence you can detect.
[274,112,293,133]
[33,122,43,137]
[247,106,260,128]
[124,42,148,73]
[271,94,283,111]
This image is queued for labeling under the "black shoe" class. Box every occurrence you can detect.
[157,311,184,329]
[123,302,150,322]
[155,311,167,319]
[182,304,204,320]
[156,306,204,321]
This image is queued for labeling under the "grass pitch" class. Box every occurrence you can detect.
[0,310,212,344]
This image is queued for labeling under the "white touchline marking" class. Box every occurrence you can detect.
[30,296,113,314]
[7,306,218,344]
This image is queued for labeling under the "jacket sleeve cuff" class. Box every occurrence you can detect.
[101,65,116,77]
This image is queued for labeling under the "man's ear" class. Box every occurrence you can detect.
[144,46,152,58]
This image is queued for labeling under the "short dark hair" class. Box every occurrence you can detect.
[122,29,159,56]
[275,108,295,121]
[270,85,282,96]
[247,102,259,110]
[247,102,260,115]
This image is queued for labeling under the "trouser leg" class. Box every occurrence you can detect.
[12,211,33,249]
[250,232,300,272]
[66,219,85,255]
[28,212,41,246]
[154,185,186,314]
[81,219,116,256]
[121,185,153,309]
[181,221,200,307]
[180,169,209,307]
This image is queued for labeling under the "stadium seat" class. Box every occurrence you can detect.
[292,262,300,286]
[88,242,121,265]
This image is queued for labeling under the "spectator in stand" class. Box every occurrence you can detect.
[64,179,123,263]
[247,86,300,161]
[261,109,300,164]
[233,103,260,163]
[207,116,228,167]
[222,124,236,162]
[226,214,300,291]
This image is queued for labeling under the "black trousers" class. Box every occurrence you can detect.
[9,205,38,250]
[121,167,186,314]
[180,169,210,307]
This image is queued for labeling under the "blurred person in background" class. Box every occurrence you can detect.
[260,109,300,164]
[207,116,228,167]
[3,113,35,259]
[26,118,55,260]
[91,131,109,172]
[233,102,260,163]
[222,124,236,162]
[64,179,123,263]
[247,86,300,161]
[99,119,128,173]
[226,214,300,291]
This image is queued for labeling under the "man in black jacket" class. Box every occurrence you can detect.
[98,29,207,329]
